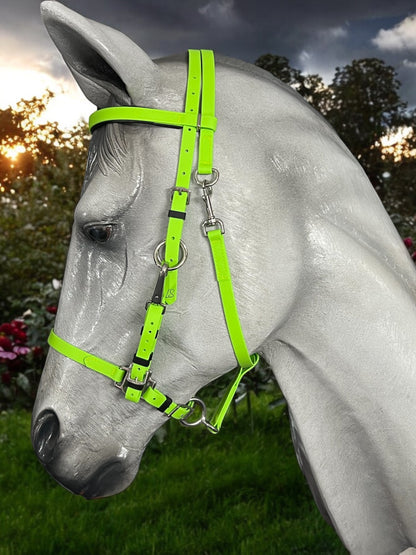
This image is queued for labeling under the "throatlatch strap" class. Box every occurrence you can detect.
[210,353,259,432]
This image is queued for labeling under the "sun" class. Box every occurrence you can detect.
[0,66,93,129]
[2,144,26,162]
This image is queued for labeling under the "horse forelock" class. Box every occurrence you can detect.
[82,123,128,193]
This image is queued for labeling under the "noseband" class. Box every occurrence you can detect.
[48,50,259,433]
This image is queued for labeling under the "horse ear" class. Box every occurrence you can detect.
[40,1,159,108]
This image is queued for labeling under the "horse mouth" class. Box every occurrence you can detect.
[51,459,128,500]
[78,460,125,499]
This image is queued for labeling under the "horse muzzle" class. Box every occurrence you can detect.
[31,408,135,499]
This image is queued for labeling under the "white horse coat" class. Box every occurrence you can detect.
[32,3,416,553]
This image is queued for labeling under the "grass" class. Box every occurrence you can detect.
[0,393,347,555]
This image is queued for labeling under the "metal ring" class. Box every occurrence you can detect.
[153,240,188,271]
[180,398,207,427]
[193,168,219,186]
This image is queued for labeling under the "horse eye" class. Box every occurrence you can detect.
[83,224,114,243]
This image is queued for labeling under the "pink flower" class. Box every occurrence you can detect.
[0,348,17,360]
[46,306,57,315]
[404,237,414,248]
[13,346,30,356]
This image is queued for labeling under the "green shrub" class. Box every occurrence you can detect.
[0,281,59,410]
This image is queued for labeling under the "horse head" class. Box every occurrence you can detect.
[32,0,303,498]
[32,2,416,552]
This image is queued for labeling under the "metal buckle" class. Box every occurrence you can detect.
[114,366,156,394]
[170,187,191,204]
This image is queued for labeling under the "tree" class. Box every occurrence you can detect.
[254,54,330,113]
[0,91,65,189]
[255,54,416,231]
[325,58,409,196]
[0,93,89,318]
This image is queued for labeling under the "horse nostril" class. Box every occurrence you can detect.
[32,409,60,464]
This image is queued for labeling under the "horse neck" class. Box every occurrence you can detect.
[263,215,416,551]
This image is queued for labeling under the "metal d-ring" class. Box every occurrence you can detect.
[153,239,188,271]
[180,397,207,427]
[193,167,219,187]
[179,397,219,433]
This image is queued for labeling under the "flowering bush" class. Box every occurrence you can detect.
[0,280,60,409]
[403,236,416,261]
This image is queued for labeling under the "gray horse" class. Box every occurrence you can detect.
[32,2,416,553]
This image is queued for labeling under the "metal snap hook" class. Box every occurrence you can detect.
[153,240,188,271]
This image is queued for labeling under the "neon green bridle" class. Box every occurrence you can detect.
[48,49,259,434]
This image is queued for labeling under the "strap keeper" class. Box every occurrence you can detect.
[199,114,217,131]
[133,353,153,367]
[157,395,173,413]
[168,209,186,220]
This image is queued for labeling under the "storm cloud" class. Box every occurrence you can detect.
[1,0,416,115]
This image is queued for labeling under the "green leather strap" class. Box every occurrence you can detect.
[209,353,259,433]
[48,329,125,383]
[163,49,201,303]
[47,329,193,421]
[207,229,253,369]
[89,105,217,133]
[198,50,216,175]
[125,302,165,402]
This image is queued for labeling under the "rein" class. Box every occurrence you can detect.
[48,49,259,434]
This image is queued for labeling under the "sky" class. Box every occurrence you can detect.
[1,0,416,127]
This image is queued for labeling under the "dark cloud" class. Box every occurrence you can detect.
[2,0,416,107]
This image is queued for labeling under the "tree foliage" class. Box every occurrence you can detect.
[255,54,330,113]
[325,58,409,194]
[255,53,416,235]
[0,91,63,188]
[0,93,89,318]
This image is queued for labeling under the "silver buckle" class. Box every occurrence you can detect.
[114,365,156,394]
[170,187,191,204]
